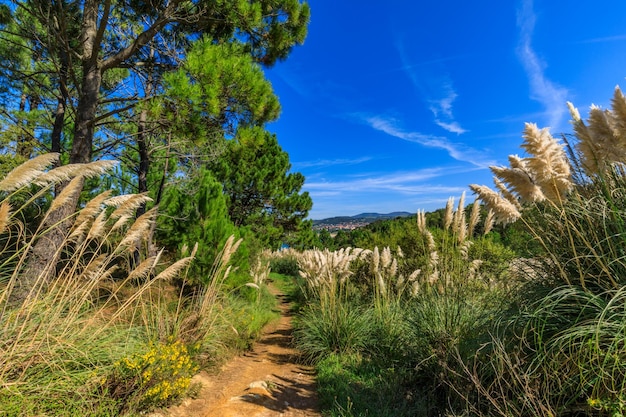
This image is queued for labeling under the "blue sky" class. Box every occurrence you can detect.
[265,0,626,220]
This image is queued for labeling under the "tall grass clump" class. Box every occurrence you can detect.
[291,247,373,361]
[0,155,248,415]
[467,86,626,416]
[276,197,515,415]
[401,196,515,412]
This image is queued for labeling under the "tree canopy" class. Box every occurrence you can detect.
[0,0,313,292]
[211,126,313,248]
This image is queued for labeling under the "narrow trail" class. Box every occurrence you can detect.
[152,289,320,417]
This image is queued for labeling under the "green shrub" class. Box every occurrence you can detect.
[269,255,300,277]
[315,353,427,417]
[293,302,372,363]
[103,339,198,411]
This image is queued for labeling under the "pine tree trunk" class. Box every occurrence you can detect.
[12,2,102,303]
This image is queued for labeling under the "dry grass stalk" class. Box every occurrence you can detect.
[469,184,521,225]
[417,210,427,234]
[483,209,495,235]
[118,207,158,251]
[0,201,11,235]
[197,237,242,319]
[0,153,59,192]
[521,123,572,201]
[468,197,481,237]
[33,160,117,185]
[443,197,454,231]
[47,175,84,213]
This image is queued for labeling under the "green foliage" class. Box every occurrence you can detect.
[493,213,543,257]
[460,89,626,416]
[269,255,300,277]
[103,339,198,411]
[523,173,626,293]
[0,4,10,26]
[315,353,425,417]
[466,175,626,415]
[210,127,313,248]
[221,288,280,351]
[468,237,517,282]
[0,157,283,415]
[294,303,372,363]
[284,196,518,415]
[162,39,281,140]
[157,169,249,285]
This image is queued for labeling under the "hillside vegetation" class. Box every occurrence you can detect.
[271,87,626,416]
[4,1,626,415]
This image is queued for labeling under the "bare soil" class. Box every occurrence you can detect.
[151,291,320,417]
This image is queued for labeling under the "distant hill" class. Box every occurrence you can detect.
[351,212,413,220]
[312,211,412,231]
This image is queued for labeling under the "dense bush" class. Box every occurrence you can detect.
[0,157,280,415]
[269,254,300,277]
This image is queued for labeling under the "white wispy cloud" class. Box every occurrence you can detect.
[305,169,466,195]
[577,34,626,44]
[361,115,493,167]
[517,0,568,129]
[304,169,470,219]
[294,156,373,169]
[434,120,467,135]
[428,84,468,134]
[395,41,467,135]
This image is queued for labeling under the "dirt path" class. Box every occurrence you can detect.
[152,291,320,417]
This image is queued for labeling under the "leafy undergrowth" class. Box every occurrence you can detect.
[0,156,282,416]
[316,353,429,417]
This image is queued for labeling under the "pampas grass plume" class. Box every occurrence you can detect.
[483,209,495,235]
[469,184,521,225]
[468,197,481,237]
[611,86,626,138]
[521,123,572,201]
[48,175,84,213]
[33,160,117,185]
[0,201,11,235]
[0,153,59,191]
[154,255,194,282]
[119,207,158,251]
[490,159,544,203]
[443,197,454,231]
[494,178,522,210]
[452,192,466,234]
[127,252,162,282]
[417,210,426,234]
[110,193,153,231]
